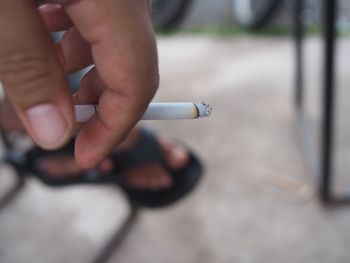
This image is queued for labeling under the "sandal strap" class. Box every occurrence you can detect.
[110,128,167,171]
[1,127,204,208]
[3,128,169,186]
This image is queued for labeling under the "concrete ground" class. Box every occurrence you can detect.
[1,36,350,263]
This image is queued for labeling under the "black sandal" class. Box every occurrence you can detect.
[2,128,203,208]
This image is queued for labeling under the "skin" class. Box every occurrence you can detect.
[0,0,159,169]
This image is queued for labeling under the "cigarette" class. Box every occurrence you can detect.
[75,102,212,123]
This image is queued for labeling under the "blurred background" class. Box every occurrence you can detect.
[1,0,350,262]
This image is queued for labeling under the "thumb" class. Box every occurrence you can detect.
[0,0,74,149]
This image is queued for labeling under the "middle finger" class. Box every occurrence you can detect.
[73,67,106,105]
[56,27,93,74]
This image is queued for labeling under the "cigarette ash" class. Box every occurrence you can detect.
[195,102,213,118]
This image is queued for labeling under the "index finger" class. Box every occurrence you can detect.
[51,0,158,167]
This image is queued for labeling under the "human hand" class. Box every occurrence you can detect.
[0,0,159,168]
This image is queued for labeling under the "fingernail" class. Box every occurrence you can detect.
[26,104,68,149]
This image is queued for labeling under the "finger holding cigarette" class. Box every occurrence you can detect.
[75,102,212,123]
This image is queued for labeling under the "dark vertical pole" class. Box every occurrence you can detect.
[294,0,304,110]
[320,0,337,202]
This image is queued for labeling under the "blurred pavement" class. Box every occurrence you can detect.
[1,35,350,263]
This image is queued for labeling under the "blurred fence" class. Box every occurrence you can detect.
[183,0,291,28]
[181,0,350,29]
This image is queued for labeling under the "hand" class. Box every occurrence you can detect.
[0,0,159,168]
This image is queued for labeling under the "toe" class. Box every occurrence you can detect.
[124,163,173,190]
[159,137,190,170]
[98,159,114,173]
[39,156,83,178]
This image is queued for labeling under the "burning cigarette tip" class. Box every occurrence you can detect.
[195,102,213,118]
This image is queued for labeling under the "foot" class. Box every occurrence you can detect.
[40,130,189,191]
[0,101,189,191]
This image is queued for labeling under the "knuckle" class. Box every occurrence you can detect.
[152,69,160,91]
[0,51,54,96]
[145,67,159,100]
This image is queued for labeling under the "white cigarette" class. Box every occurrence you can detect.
[75,102,212,123]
